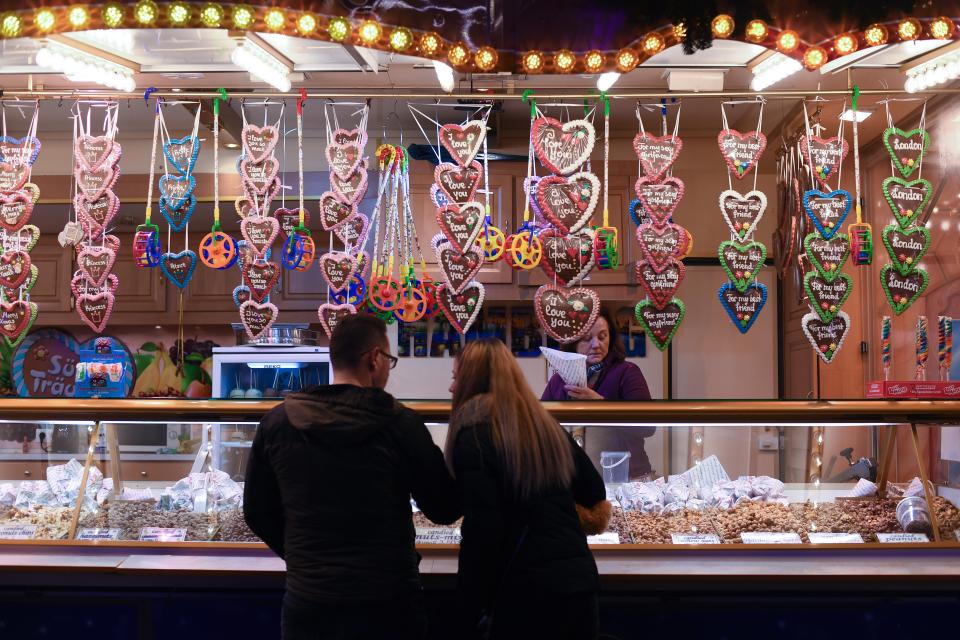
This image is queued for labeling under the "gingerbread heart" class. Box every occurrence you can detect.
[437,245,484,293]
[880,264,928,315]
[241,216,280,257]
[0,250,30,289]
[881,177,932,229]
[21,182,40,205]
[0,263,37,302]
[70,271,118,301]
[437,281,485,334]
[240,156,280,196]
[633,132,682,179]
[883,127,930,178]
[636,223,689,273]
[320,252,358,292]
[436,202,484,252]
[163,135,200,175]
[802,310,850,363]
[539,228,595,286]
[534,284,600,343]
[719,189,766,241]
[634,298,685,351]
[239,300,278,341]
[635,177,684,227]
[242,177,282,213]
[803,189,851,240]
[331,162,368,204]
[334,213,370,251]
[804,271,852,323]
[435,161,482,204]
[159,192,196,232]
[75,292,114,334]
[319,192,357,231]
[881,224,930,276]
[317,302,357,338]
[636,259,685,310]
[719,282,766,334]
[325,136,363,181]
[531,117,595,176]
[803,233,849,282]
[717,129,766,179]
[274,208,307,242]
[3,226,40,254]
[430,183,451,210]
[535,172,600,234]
[77,234,121,258]
[160,250,197,290]
[243,260,280,302]
[718,240,767,292]
[241,125,279,163]
[0,136,41,167]
[158,173,196,211]
[800,135,849,186]
[628,199,649,227]
[439,121,486,167]
[0,191,32,232]
[76,164,118,201]
[0,299,37,346]
[232,285,253,308]
[0,162,29,192]
[74,190,119,236]
[77,246,116,288]
[75,135,118,171]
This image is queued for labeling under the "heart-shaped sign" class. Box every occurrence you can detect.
[319,192,357,231]
[318,302,357,338]
[634,298,685,351]
[435,161,482,204]
[163,136,200,175]
[70,271,119,301]
[334,213,370,250]
[803,189,851,240]
[325,137,363,181]
[241,178,282,214]
[436,202,485,252]
[0,299,37,346]
[535,172,600,234]
[74,190,119,237]
[803,233,850,282]
[0,162,29,192]
[881,224,930,275]
[158,173,196,211]
[3,225,40,254]
[633,132,682,179]
[320,252,358,292]
[0,136,41,167]
[243,260,281,302]
[239,300,278,341]
[883,127,930,178]
[430,183,451,210]
[718,282,767,334]
[439,121,486,168]
[76,292,115,334]
[21,182,40,205]
[437,281,485,333]
[636,223,689,273]
[75,135,118,171]
[800,135,849,186]
[802,310,850,364]
[718,129,766,179]
[331,162,368,204]
[241,216,280,257]
[719,189,767,241]
[539,228,595,286]
[437,245,484,293]
[881,177,932,229]
[635,177,684,227]
[0,250,30,289]
[77,246,116,288]
[2,264,38,303]
[160,250,198,290]
[77,234,121,258]
[0,191,33,232]
[533,284,600,343]
[880,264,928,315]
[531,117,595,176]
[159,192,197,232]
[636,259,685,310]
[804,271,852,323]
[240,157,280,196]
[274,207,307,242]
[76,165,118,201]
[232,285,254,308]
[241,125,279,163]
[718,240,767,292]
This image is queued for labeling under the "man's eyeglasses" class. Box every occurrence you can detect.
[364,347,399,369]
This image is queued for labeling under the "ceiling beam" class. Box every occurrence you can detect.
[342,45,381,74]
[900,39,960,72]
[196,97,243,146]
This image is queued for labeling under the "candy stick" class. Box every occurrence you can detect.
[946,316,953,381]
[881,316,891,381]
[916,315,928,381]
[939,315,947,381]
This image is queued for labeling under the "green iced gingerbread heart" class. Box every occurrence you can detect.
[803,270,852,323]
[881,224,930,276]
[717,240,766,293]
[635,298,685,352]
[880,263,928,315]
[881,176,932,229]
[803,232,849,283]
[882,127,930,178]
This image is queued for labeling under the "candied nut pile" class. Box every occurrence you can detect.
[411,511,462,530]
[710,501,805,544]
[1,506,73,540]
[216,508,260,543]
[107,500,216,541]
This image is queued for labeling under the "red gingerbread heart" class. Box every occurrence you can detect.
[436,245,484,293]
[241,124,279,163]
[319,252,358,292]
[74,190,120,237]
[0,191,33,232]
[636,224,690,273]
[717,129,767,179]
[435,161,482,204]
[75,292,115,334]
[636,259,685,310]
[633,132,683,179]
[533,284,600,343]
[317,302,357,338]
[243,260,281,302]
[436,281,485,334]
[436,202,485,253]
[331,161,368,204]
[0,250,31,289]
[333,214,370,251]
[318,192,357,231]
[535,172,600,234]
[239,300,278,341]
[439,121,486,167]
[634,177,684,227]
[531,117,595,176]
[75,135,118,171]
[273,207,308,242]
[241,216,280,257]
[539,228,595,286]
[77,246,117,288]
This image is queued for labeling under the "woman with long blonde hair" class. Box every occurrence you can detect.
[446,338,610,640]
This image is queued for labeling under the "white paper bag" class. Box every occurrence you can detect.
[540,347,587,389]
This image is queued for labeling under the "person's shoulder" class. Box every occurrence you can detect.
[451,393,492,430]
[257,402,290,437]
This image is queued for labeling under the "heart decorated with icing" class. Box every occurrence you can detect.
[535,172,600,234]
[232,285,254,308]
[883,127,930,178]
[241,125,279,163]
[21,182,40,205]
[628,199,649,227]
[74,190,119,236]
[320,252,358,292]
[437,281,485,334]
[881,177,932,229]
[436,161,482,204]
[718,282,767,334]
[803,233,850,282]
[159,192,197,232]
[75,292,114,334]
[2,264,38,303]
[0,136,41,166]
[235,196,255,219]
[636,223,689,273]
[633,132,682,179]
[636,259,685,310]
[0,299,37,346]
[239,300,278,341]
[76,165,118,201]
[317,302,357,338]
[439,121,486,168]
[70,271,118,301]
[430,183,451,210]
[436,202,484,252]
[240,156,280,195]
[274,208,307,242]
[437,244,484,293]
[241,216,280,257]
[800,135,849,186]
[76,234,120,258]
[635,177,684,227]
[75,135,118,171]
[718,240,767,292]
[325,135,364,181]
[0,191,32,232]
[334,213,370,250]
[717,129,766,179]
[0,250,30,289]
[355,251,371,280]
[241,178,282,214]
[539,228,595,286]
[804,271,852,323]
[533,284,600,343]
[532,117,595,176]
[803,189,851,240]
[77,246,116,287]
[802,310,850,364]
[634,298,685,351]
[160,250,198,290]
[331,162,368,204]
[163,136,200,175]
[880,263,928,315]
[0,162,29,192]
[719,189,767,241]
[881,224,930,276]
[319,191,357,231]
[3,225,40,253]
[243,260,280,302]
[158,173,196,210]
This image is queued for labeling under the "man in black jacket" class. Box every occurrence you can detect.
[244,314,460,640]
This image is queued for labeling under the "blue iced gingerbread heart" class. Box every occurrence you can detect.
[160,250,198,289]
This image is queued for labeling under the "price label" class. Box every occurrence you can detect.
[0,524,37,540]
[671,533,721,545]
[741,532,802,544]
[76,528,122,541]
[808,532,864,544]
[415,527,461,545]
[139,528,187,542]
[587,532,620,545]
[877,532,929,543]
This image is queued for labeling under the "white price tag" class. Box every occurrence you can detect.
[0,524,37,540]
[139,528,187,542]
[587,532,620,545]
[877,532,929,543]
[741,532,802,544]
[671,533,721,545]
[808,532,864,544]
[76,528,122,541]
[415,527,461,545]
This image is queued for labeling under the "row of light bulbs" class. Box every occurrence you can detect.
[905,52,960,93]
[230,40,291,92]
[35,43,136,92]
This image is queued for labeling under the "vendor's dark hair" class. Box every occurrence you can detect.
[561,306,626,362]
[330,314,387,371]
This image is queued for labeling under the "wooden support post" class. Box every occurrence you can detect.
[876,424,898,494]
[68,421,101,540]
[105,422,122,497]
[910,423,942,542]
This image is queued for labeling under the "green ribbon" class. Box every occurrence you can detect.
[522,89,536,118]
[852,84,860,112]
[214,87,227,115]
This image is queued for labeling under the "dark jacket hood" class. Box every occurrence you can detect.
[283,384,401,445]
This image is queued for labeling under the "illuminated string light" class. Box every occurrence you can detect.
[711,14,734,38]
[167,2,191,27]
[584,50,605,73]
[231,4,254,30]
[641,32,665,56]
[899,18,921,41]
[448,42,470,67]
[134,0,159,26]
[327,16,350,42]
[297,13,317,36]
[102,3,125,29]
[475,46,498,71]
[745,19,768,43]
[264,8,286,32]
[419,32,442,56]
[34,8,56,32]
[358,19,382,45]
[389,27,412,52]
[834,33,858,56]
[67,5,89,28]
[615,48,639,72]
[1,12,22,38]
[803,46,827,70]
[554,49,575,72]
[522,50,544,73]
[776,30,800,53]
[930,17,956,39]
[864,23,889,47]
[200,3,224,28]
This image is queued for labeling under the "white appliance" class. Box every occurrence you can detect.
[212,345,332,399]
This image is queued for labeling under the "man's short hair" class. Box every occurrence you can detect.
[329,314,388,371]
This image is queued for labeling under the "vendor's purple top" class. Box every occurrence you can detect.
[541,356,652,403]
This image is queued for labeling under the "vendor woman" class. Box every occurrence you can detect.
[541,306,655,480]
